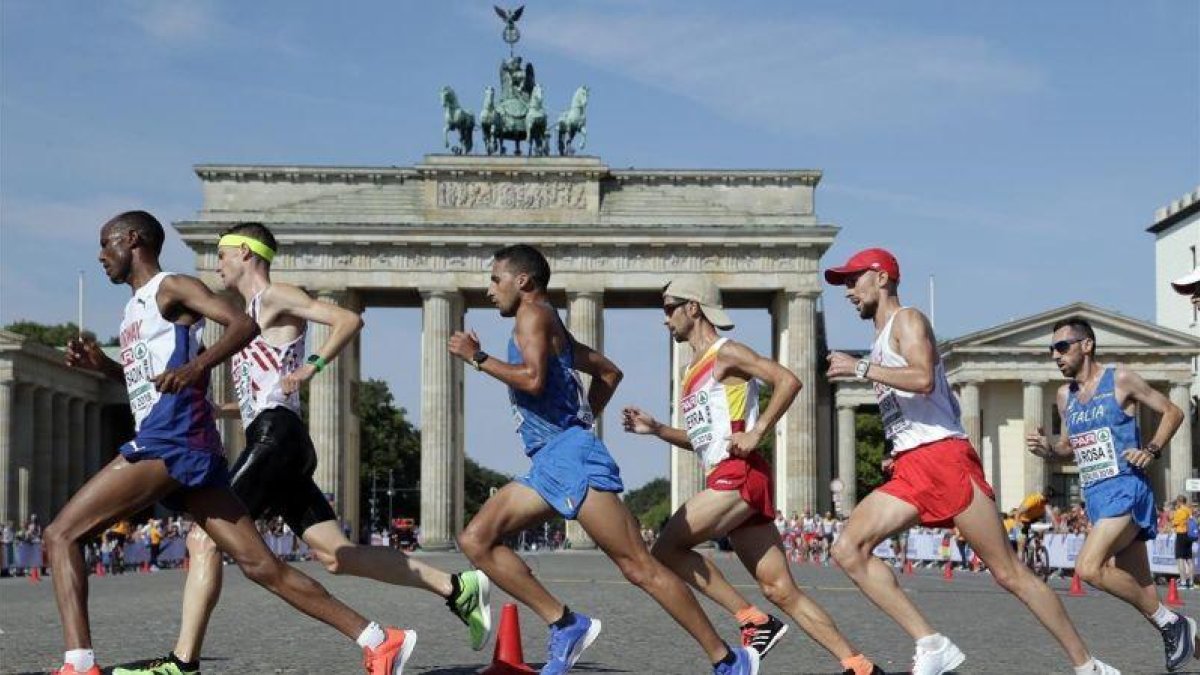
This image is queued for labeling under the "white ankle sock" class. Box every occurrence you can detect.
[916,633,946,651]
[1151,603,1179,629]
[65,649,95,671]
[356,622,387,650]
[1071,657,1096,674]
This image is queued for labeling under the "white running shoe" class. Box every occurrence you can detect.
[911,637,966,675]
[1088,659,1121,674]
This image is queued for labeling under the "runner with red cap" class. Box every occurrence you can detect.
[823,248,1118,675]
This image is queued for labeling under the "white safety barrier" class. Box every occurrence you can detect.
[871,530,1187,576]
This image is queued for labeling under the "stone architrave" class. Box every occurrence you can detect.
[419,289,464,550]
[566,290,603,549]
[772,290,818,515]
[1022,380,1047,495]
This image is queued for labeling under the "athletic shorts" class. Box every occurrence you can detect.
[706,453,774,528]
[1176,533,1194,559]
[1083,473,1157,542]
[878,437,994,528]
[228,407,336,536]
[119,438,228,511]
[516,426,623,519]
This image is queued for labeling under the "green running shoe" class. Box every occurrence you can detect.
[447,569,492,650]
[113,656,199,675]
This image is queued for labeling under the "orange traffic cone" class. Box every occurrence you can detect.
[29,567,41,584]
[1167,578,1185,607]
[141,560,151,574]
[942,561,954,581]
[1069,570,1086,597]
[480,603,537,675]
[903,559,914,575]
[95,561,106,577]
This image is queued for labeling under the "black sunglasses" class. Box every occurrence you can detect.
[1049,337,1084,356]
[663,300,688,316]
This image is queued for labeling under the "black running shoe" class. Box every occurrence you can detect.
[740,614,789,658]
[1161,614,1198,672]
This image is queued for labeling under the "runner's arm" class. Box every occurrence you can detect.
[720,340,800,456]
[572,339,623,417]
[621,406,692,449]
[449,305,553,395]
[1025,386,1074,460]
[1116,366,1184,466]
[266,284,364,393]
[868,309,939,394]
[153,275,258,393]
[65,337,124,383]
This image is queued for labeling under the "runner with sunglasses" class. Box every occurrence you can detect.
[824,248,1118,675]
[1026,317,1196,672]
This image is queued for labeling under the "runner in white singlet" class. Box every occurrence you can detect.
[824,247,1117,675]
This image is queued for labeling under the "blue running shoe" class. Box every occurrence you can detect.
[540,613,602,675]
[713,646,760,675]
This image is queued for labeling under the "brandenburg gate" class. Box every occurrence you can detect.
[174,155,837,547]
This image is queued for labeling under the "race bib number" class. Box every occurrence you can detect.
[1069,427,1120,487]
[233,357,255,422]
[877,386,911,439]
[682,390,713,451]
[122,341,156,416]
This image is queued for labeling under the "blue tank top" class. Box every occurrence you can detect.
[507,311,594,455]
[1063,368,1142,489]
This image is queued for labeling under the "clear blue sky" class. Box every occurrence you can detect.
[3,2,1197,490]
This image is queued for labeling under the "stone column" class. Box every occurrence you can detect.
[958,382,983,480]
[771,290,818,516]
[32,388,52,520]
[309,291,346,517]
[419,289,462,550]
[68,398,85,493]
[836,402,857,514]
[51,392,69,515]
[566,290,603,549]
[12,383,33,524]
[1022,380,1047,495]
[85,402,102,478]
[1170,382,1194,495]
[338,294,364,541]
[0,379,11,525]
[201,319,243,459]
[669,340,702,512]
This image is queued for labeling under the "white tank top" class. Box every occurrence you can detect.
[119,272,219,450]
[231,290,305,427]
[681,338,760,470]
[870,308,966,453]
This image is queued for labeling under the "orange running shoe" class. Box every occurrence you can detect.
[52,665,101,675]
[362,627,417,675]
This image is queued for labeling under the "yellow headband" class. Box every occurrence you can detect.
[218,234,275,262]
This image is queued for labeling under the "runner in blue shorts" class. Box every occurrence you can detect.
[46,211,415,675]
[450,244,758,674]
[1028,317,1194,672]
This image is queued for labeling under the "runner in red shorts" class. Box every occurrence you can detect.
[824,248,1117,675]
[623,276,881,675]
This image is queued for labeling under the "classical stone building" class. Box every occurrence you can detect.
[0,331,131,526]
[173,155,837,547]
[833,303,1200,512]
[1150,185,1199,402]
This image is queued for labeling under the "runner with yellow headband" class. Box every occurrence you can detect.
[217,233,275,263]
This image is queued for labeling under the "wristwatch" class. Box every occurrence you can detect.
[470,350,489,371]
[854,358,871,380]
[306,354,327,373]
[1145,443,1162,460]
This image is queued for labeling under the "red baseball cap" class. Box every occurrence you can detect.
[824,248,901,285]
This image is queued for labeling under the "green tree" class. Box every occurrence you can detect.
[464,457,511,523]
[855,411,887,497]
[624,477,669,526]
[357,379,422,528]
[4,320,114,346]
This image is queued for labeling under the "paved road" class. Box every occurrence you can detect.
[1,551,1186,674]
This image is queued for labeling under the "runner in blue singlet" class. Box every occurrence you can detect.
[1027,317,1194,672]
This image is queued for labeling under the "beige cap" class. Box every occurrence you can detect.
[663,276,734,330]
[1172,267,1200,294]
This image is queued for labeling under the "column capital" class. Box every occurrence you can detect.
[835,401,859,411]
[419,287,462,301]
[1022,377,1051,387]
[1170,380,1196,392]
[566,288,605,301]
